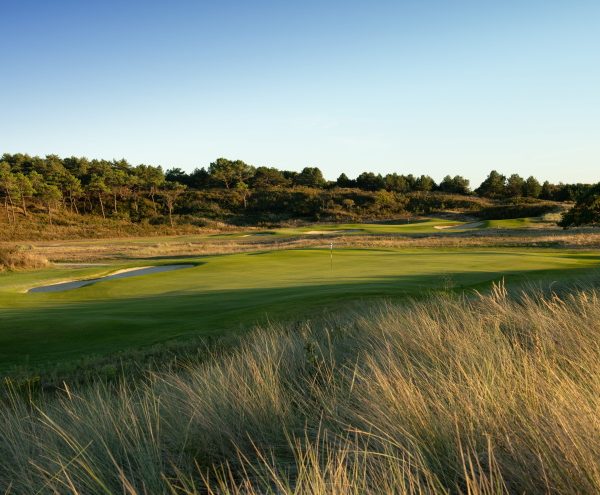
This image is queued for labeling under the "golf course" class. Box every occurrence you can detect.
[1,235,599,372]
[4,4,600,489]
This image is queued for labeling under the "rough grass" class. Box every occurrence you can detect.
[0,247,49,272]
[2,283,600,493]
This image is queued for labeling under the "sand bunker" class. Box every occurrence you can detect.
[28,265,193,293]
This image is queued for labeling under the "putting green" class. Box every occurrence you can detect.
[0,247,598,372]
[479,218,528,229]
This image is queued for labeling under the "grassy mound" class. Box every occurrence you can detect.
[2,284,600,493]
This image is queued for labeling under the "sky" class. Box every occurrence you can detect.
[1,0,599,186]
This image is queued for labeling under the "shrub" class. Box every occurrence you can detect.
[560,184,600,227]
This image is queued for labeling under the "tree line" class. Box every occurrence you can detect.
[164,160,593,204]
[0,153,594,225]
[169,160,589,201]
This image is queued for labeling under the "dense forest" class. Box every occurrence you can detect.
[0,153,596,227]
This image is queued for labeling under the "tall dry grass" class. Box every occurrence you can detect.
[0,246,49,271]
[2,284,600,493]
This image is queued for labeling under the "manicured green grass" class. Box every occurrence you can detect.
[1,247,599,372]
[482,217,540,229]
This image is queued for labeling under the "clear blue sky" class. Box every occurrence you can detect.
[1,0,598,185]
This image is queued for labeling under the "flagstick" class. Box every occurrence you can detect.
[330,242,333,271]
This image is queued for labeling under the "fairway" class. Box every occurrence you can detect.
[1,247,599,372]
[210,217,537,237]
